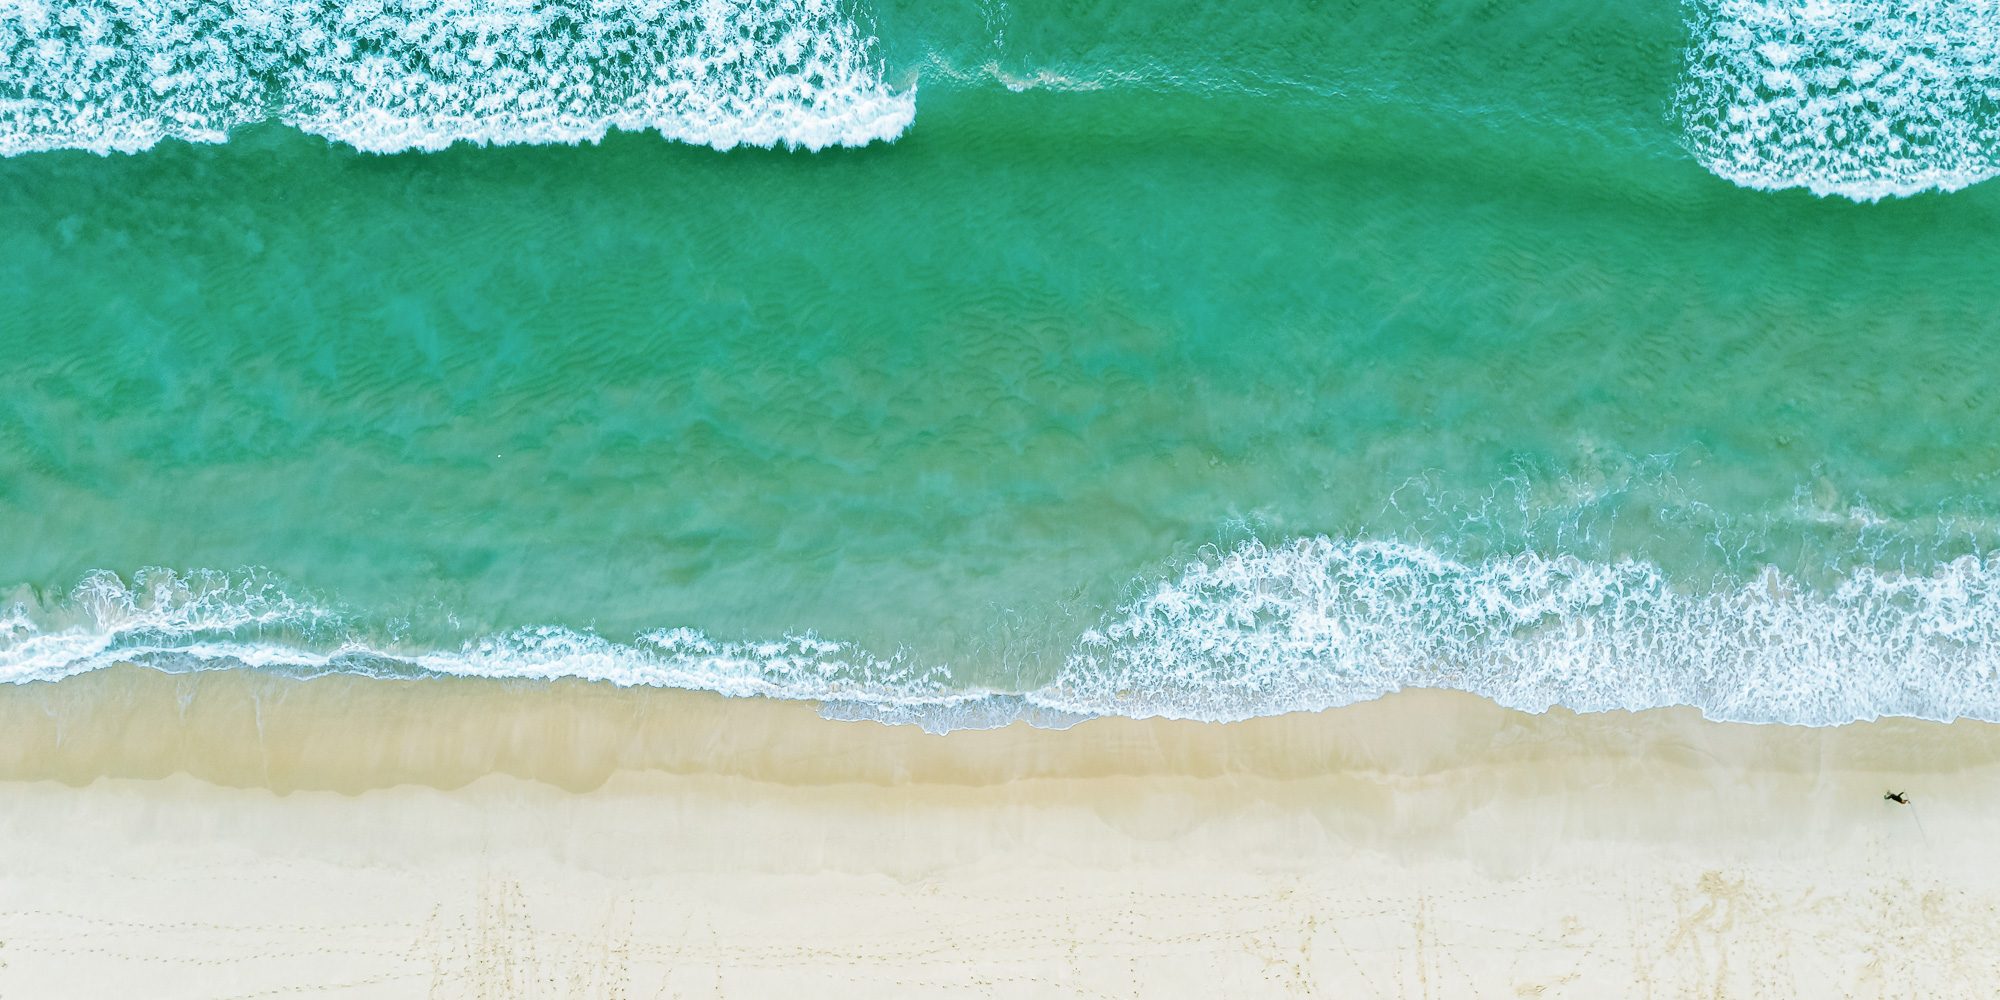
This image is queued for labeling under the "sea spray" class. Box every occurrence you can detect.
[12,538,2000,730]
[0,0,914,155]
[1050,537,2000,724]
[1679,0,2000,199]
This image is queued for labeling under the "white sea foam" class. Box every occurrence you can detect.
[1049,538,2000,724]
[8,543,2000,730]
[1679,0,2000,199]
[0,569,961,704]
[0,0,913,156]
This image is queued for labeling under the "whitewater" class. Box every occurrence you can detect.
[0,0,914,155]
[5,0,1999,198]
[4,0,1999,732]
[1679,0,2000,199]
[9,536,2000,731]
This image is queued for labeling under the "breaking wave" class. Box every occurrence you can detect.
[1056,537,2000,725]
[1679,0,2000,199]
[9,537,2000,731]
[0,0,913,155]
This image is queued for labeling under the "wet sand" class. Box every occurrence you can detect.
[0,666,1995,997]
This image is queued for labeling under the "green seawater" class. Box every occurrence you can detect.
[4,0,2000,723]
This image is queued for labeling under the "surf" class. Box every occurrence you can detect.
[0,0,914,156]
[11,537,2000,732]
[1679,0,2000,199]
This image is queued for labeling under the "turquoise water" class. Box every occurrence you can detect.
[4,0,2000,727]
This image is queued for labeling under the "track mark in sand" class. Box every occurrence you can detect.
[416,876,634,1000]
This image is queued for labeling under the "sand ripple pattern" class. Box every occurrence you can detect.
[1679,0,2000,199]
[0,0,913,155]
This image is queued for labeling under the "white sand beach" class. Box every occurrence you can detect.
[1,666,1995,997]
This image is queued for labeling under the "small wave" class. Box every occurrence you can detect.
[1053,538,2000,725]
[0,567,958,695]
[1678,0,2000,199]
[0,0,913,156]
[9,543,2000,730]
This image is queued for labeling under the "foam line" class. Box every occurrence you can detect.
[1679,0,2000,199]
[10,542,2000,731]
[0,0,913,156]
[1049,538,2000,724]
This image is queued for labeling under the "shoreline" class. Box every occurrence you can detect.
[4,666,1999,995]
[18,664,2000,792]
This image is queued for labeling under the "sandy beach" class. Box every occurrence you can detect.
[1,666,1996,997]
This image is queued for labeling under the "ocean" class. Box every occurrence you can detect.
[4,0,2000,730]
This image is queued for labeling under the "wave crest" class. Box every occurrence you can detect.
[0,0,913,155]
[1054,538,2000,724]
[1678,0,2000,199]
[9,540,2000,730]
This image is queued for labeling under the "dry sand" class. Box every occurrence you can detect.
[1,665,1996,997]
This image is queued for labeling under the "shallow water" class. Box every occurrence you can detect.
[3,0,1999,726]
